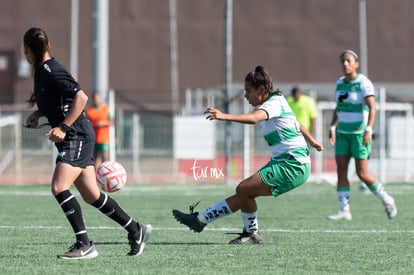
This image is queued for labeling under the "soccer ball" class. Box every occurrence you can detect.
[96,161,127,192]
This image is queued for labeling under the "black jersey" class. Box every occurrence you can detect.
[35,58,95,167]
[35,58,81,128]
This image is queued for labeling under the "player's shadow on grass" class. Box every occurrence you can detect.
[148,242,222,245]
[94,241,128,245]
[45,241,127,246]
[93,241,222,245]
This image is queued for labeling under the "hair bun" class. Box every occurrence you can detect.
[255,65,264,73]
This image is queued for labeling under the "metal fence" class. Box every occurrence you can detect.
[1,85,413,185]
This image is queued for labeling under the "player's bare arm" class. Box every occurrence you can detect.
[300,124,324,151]
[363,95,376,145]
[205,107,267,124]
[329,108,338,145]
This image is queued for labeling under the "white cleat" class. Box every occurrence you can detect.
[384,196,397,219]
[327,210,352,221]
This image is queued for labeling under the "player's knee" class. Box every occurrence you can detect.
[51,184,65,196]
[235,181,251,197]
[357,171,371,183]
[51,187,58,196]
[81,193,100,205]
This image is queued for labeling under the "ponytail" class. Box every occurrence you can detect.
[23,27,49,107]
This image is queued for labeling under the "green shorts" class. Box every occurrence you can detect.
[94,143,109,152]
[259,159,310,197]
[335,132,371,159]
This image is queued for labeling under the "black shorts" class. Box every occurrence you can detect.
[55,117,95,168]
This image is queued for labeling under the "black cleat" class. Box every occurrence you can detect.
[172,209,206,233]
[228,230,262,245]
[127,223,152,256]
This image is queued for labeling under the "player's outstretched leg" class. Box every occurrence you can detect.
[172,199,233,233]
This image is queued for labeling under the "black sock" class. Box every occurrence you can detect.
[92,192,139,234]
[55,190,90,244]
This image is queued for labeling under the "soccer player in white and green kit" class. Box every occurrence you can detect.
[172,65,324,244]
[327,50,397,221]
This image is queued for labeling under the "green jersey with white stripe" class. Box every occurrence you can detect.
[258,93,310,164]
[335,73,375,134]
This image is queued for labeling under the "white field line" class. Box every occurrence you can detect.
[0,225,413,234]
[0,183,413,197]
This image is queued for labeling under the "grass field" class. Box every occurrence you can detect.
[1,182,413,275]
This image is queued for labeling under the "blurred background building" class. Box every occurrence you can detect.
[0,0,413,107]
[0,0,413,184]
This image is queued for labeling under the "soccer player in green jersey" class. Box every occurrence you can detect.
[327,50,397,221]
[172,65,323,244]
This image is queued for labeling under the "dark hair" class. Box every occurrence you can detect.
[23,27,49,106]
[291,86,301,95]
[340,50,359,61]
[244,65,278,94]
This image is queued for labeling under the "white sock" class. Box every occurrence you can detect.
[369,181,389,202]
[241,211,258,233]
[197,199,232,224]
[337,191,350,212]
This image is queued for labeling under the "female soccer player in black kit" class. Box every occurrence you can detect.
[23,27,151,259]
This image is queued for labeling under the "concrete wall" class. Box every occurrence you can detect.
[0,0,413,108]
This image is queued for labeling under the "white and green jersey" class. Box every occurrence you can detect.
[258,93,310,164]
[335,74,375,134]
